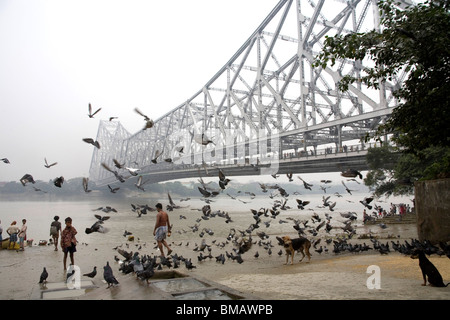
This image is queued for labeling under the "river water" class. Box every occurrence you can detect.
[0,192,414,248]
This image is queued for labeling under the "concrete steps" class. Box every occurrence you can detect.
[365,213,417,225]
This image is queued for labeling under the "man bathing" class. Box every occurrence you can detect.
[153,203,172,257]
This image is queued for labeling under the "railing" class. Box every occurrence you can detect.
[138,141,385,173]
[93,137,387,186]
[279,141,384,162]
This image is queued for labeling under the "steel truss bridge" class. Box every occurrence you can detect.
[89,0,410,186]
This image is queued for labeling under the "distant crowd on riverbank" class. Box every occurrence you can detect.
[363,202,414,223]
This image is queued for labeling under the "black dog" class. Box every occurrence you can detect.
[411,249,449,287]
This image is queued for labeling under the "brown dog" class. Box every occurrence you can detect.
[277,236,311,265]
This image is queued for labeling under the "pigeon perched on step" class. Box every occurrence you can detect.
[39,267,48,284]
[103,261,119,288]
[83,266,97,278]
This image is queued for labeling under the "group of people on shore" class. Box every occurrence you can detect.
[0,219,28,251]
[363,202,414,223]
[0,216,78,270]
[0,203,173,271]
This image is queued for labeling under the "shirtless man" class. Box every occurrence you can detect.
[153,203,172,257]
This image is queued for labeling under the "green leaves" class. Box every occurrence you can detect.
[364,145,450,197]
[315,0,450,150]
[316,0,450,194]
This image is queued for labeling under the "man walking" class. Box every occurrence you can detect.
[153,203,172,257]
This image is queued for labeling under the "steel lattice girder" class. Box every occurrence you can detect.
[89,0,411,184]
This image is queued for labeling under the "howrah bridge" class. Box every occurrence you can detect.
[88,0,411,186]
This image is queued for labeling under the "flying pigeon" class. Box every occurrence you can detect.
[83,177,92,193]
[88,103,101,118]
[134,108,154,129]
[101,163,126,183]
[53,176,64,188]
[82,138,100,149]
[107,184,120,193]
[20,174,35,186]
[44,158,57,168]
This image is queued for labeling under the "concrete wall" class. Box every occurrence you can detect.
[415,179,450,243]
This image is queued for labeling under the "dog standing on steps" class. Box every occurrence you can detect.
[276,236,311,265]
[410,249,449,287]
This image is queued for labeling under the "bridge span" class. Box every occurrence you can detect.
[93,141,370,186]
[88,0,409,186]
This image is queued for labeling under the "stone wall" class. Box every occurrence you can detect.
[415,179,450,243]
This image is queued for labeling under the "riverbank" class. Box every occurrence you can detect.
[0,219,448,300]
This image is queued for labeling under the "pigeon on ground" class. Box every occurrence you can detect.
[39,267,48,284]
[136,267,155,284]
[184,258,196,270]
[83,266,97,278]
[103,261,119,288]
[66,266,76,282]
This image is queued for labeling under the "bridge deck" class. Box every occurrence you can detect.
[95,149,368,186]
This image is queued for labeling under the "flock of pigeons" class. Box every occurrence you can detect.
[88,167,449,290]
[36,161,447,290]
[39,263,118,289]
[14,103,446,290]
[1,104,157,193]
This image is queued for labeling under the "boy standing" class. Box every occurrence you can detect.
[61,217,77,270]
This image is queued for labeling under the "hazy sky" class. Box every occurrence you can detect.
[0,0,280,183]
